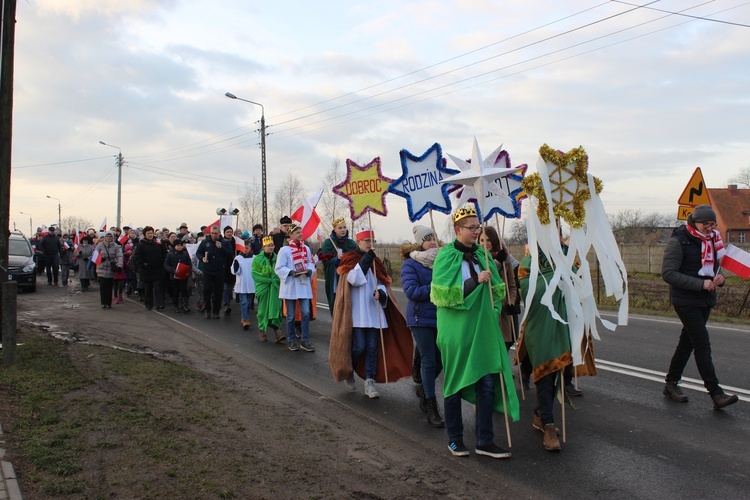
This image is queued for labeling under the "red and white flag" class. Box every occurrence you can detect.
[721,244,750,280]
[117,232,128,245]
[73,230,80,251]
[291,189,323,241]
[99,217,107,231]
[233,235,246,252]
[91,248,102,266]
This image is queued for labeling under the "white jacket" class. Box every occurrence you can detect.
[231,254,256,294]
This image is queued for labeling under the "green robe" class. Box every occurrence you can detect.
[430,240,519,420]
[518,253,572,382]
[321,232,357,315]
[251,251,282,332]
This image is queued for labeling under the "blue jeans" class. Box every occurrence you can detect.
[285,299,310,342]
[444,374,494,446]
[410,326,442,398]
[535,372,557,425]
[667,305,720,395]
[239,293,251,321]
[223,281,233,307]
[352,327,379,379]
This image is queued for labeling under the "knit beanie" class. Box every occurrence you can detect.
[412,225,435,244]
[691,204,716,223]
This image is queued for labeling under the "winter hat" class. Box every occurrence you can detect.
[356,227,374,241]
[179,222,188,229]
[241,230,250,239]
[173,238,184,246]
[262,236,274,247]
[104,230,114,237]
[413,225,435,243]
[691,204,717,223]
[279,215,293,225]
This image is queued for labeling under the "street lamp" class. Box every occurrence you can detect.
[46,195,61,230]
[225,92,267,232]
[19,211,32,236]
[99,140,123,229]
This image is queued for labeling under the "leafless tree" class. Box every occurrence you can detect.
[609,209,674,244]
[61,216,93,235]
[317,157,350,234]
[237,178,263,231]
[271,172,305,227]
[728,167,750,188]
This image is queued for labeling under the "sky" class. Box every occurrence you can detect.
[7,0,750,242]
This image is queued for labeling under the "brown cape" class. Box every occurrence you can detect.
[328,250,413,383]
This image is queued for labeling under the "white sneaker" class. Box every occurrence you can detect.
[345,375,356,391]
[364,378,379,399]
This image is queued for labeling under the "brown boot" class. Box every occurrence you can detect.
[533,411,560,436]
[241,320,251,330]
[274,328,285,344]
[543,423,561,451]
[258,330,268,342]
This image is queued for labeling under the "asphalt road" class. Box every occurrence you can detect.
[154,279,750,499]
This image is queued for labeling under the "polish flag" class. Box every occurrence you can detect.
[118,232,128,245]
[233,235,246,252]
[721,244,750,280]
[291,189,323,241]
[73,230,80,251]
[99,217,107,231]
[91,248,103,266]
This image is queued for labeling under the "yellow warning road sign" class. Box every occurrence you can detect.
[678,167,710,207]
[677,205,694,221]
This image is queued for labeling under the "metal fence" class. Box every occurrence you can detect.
[375,243,750,320]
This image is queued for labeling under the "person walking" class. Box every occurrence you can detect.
[95,231,123,309]
[252,236,284,343]
[661,204,738,410]
[401,225,443,427]
[132,226,168,311]
[164,238,193,313]
[59,232,75,286]
[430,206,519,458]
[76,236,94,291]
[320,217,357,316]
[196,225,233,319]
[231,240,256,332]
[39,226,63,285]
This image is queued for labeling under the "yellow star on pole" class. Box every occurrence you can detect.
[333,157,393,220]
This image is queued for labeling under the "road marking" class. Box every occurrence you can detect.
[596,358,750,402]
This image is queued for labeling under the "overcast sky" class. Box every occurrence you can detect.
[8,0,750,242]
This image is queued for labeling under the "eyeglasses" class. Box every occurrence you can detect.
[460,225,482,232]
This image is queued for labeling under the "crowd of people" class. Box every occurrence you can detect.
[28,202,739,459]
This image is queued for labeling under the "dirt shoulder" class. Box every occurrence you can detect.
[2,284,506,499]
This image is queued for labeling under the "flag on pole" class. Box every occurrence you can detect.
[99,217,107,231]
[291,189,323,241]
[73,229,80,251]
[91,248,102,266]
[721,244,750,280]
[233,235,245,253]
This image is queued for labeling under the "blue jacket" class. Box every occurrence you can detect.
[196,237,233,275]
[400,257,437,328]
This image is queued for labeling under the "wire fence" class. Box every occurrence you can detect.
[375,243,750,320]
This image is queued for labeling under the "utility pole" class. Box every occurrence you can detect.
[116,150,122,228]
[1,0,18,365]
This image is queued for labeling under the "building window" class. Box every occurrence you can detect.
[739,233,746,243]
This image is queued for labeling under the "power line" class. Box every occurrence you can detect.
[13,155,114,169]
[612,0,750,26]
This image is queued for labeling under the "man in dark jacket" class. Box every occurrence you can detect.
[249,224,264,256]
[273,216,292,253]
[196,225,233,319]
[39,226,63,285]
[661,204,738,410]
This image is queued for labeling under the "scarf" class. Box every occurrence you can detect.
[453,240,479,279]
[290,240,308,272]
[686,225,726,277]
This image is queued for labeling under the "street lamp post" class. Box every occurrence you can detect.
[46,195,61,230]
[99,141,123,229]
[20,211,32,236]
[225,92,267,232]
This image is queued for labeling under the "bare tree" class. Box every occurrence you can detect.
[317,157,350,233]
[237,178,263,231]
[506,219,528,244]
[61,215,93,235]
[609,209,674,243]
[271,172,305,227]
[728,166,750,188]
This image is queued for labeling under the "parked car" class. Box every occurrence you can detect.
[8,230,37,292]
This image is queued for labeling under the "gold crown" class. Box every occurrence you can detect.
[452,206,478,223]
[332,217,345,227]
[262,236,274,246]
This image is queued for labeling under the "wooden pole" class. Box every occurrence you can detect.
[560,369,567,443]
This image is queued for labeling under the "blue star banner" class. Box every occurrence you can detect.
[387,143,460,222]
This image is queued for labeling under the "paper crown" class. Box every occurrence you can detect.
[452,206,477,224]
[356,227,374,241]
[288,223,301,234]
[332,217,345,227]
[262,236,273,246]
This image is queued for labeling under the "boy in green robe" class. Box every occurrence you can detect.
[430,206,520,459]
[251,236,284,343]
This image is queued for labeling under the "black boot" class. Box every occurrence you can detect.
[415,385,427,413]
[425,397,445,428]
[412,349,422,384]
